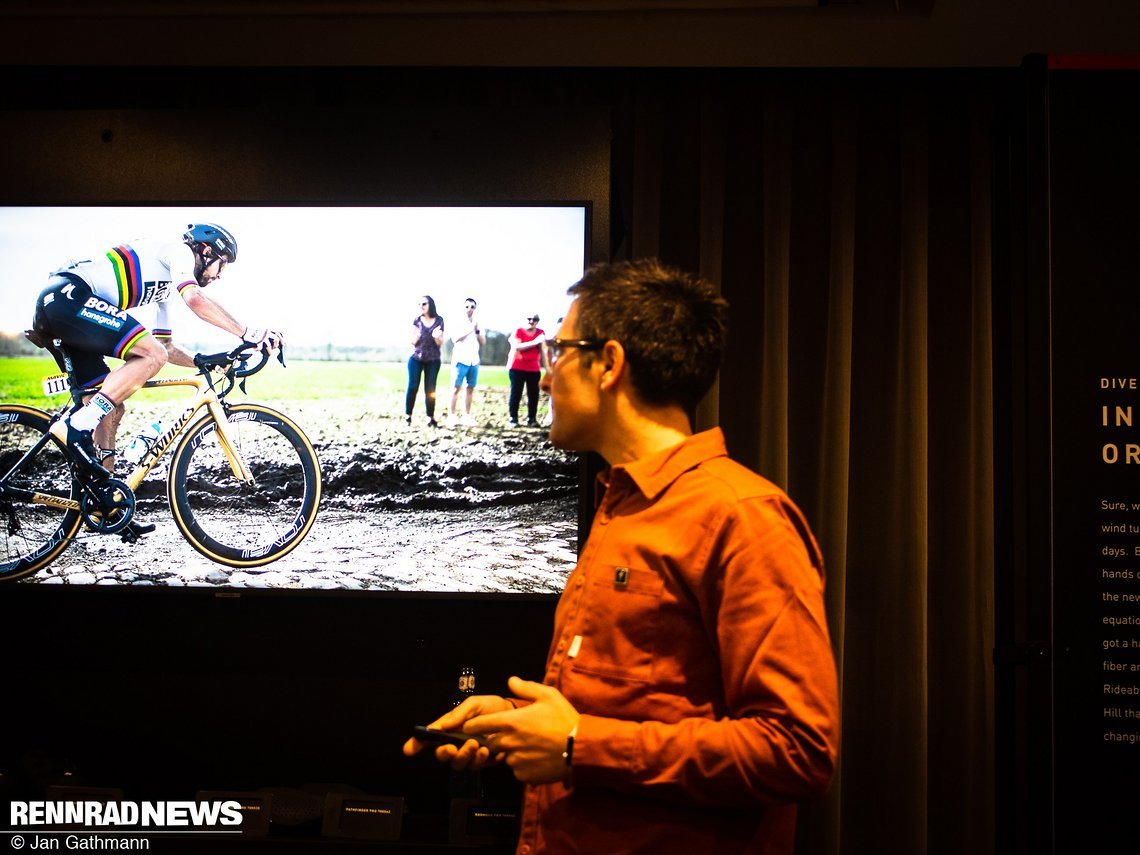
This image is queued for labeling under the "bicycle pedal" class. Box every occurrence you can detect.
[119,520,156,542]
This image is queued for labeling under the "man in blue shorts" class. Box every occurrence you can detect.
[32,223,281,530]
[448,297,486,426]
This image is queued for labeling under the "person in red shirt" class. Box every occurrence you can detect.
[507,313,548,427]
[405,259,840,855]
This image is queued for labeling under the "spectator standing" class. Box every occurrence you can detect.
[449,297,486,426]
[507,313,547,427]
[406,295,444,427]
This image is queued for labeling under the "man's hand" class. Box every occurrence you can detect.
[242,327,284,351]
[463,676,581,785]
[403,694,515,772]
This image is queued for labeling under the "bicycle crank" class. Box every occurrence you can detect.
[79,477,136,535]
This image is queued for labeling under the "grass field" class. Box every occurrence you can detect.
[0,356,513,408]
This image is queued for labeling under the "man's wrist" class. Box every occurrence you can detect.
[561,722,578,786]
[562,722,578,767]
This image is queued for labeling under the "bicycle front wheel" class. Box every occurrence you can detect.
[168,404,321,567]
[0,404,81,581]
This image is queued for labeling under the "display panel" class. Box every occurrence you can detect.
[0,204,587,593]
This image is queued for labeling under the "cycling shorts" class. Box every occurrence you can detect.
[33,275,151,390]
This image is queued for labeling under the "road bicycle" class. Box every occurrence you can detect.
[0,341,322,582]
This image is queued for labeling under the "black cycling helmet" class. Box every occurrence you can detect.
[183,222,238,264]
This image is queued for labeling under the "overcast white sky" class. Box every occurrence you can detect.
[0,206,586,349]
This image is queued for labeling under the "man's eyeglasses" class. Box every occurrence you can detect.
[546,338,605,365]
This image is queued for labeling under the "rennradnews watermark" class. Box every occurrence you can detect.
[8,834,149,851]
[5,801,245,850]
[10,801,243,828]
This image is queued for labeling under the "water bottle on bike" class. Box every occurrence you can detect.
[123,421,163,466]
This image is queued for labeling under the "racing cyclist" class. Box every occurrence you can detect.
[32,222,282,534]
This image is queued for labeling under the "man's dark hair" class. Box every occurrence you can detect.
[568,259,728,411]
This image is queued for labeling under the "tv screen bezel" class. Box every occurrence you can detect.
[0,69,611,606]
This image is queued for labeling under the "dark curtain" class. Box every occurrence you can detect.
[611,69,999,855]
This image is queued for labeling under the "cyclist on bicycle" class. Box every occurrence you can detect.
[32,223,282,525]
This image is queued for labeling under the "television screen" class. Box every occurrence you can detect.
[0,204,587,593]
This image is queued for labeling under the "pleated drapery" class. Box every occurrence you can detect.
[612,69,999,855]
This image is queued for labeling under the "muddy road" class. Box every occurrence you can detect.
[24,402,581,593]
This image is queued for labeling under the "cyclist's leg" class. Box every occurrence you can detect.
[35,277,161,479]
[93,401,126,473]
[84,338,163,537]
[88,335,165,454]
[34,280,114,477]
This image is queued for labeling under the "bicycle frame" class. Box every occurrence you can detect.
[122,373,254,491]
[3,341,318,578]
[3,370,253,517]
[0,418,75,511]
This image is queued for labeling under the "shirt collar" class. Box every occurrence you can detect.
[598,427,730,504]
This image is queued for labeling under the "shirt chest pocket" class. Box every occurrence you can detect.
[572,565,665,684]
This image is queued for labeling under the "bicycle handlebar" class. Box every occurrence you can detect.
[233,344,271,378]
[193,342,286,395]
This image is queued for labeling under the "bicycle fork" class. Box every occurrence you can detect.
[206,400,255,483]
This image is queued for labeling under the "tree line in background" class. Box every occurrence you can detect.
[0,330,517,364]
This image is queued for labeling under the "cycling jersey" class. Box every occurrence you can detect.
[33,238,199,389]
[51,238,199,337]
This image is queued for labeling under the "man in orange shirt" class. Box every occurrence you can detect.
[405,259,839,854]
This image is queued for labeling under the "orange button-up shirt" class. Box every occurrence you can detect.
[516,428,839,855]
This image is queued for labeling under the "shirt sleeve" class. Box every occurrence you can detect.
[151,300,173,340]
[160,241,198,296]
[568,497,840,808]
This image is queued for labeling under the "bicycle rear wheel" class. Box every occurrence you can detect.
[0,405,81,581]
[168,404,321,567]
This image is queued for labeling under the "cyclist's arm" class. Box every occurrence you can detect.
[181,285,245,338]
[160,340,197,369]
[149,302,193,368]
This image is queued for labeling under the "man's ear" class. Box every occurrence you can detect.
[598,340,626,391]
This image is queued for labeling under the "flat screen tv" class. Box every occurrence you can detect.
[0,203,588,594]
